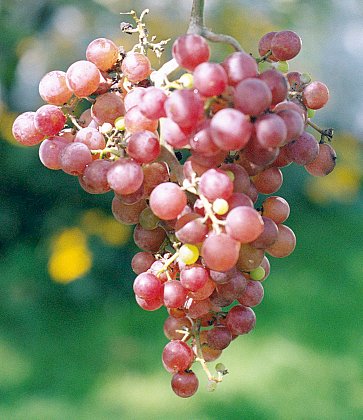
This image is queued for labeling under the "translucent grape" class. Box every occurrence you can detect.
[201,233,240,272]
[112,196,147,225]
[149,182,187,220]
[222,51,258,86]
[107,158,144,195]
[226,304,256,335]
[262,196,290,224]
[79,159,112,194]
[39,138,68,170]
[302,81,329,110]
[163,281,188,309]
[39,70,73,105]
[207,326,232,350]
[172,34,210,71]
[124,106,158,133]
[259,69,288,105]
[142,162,169,197]
[164,316,192,341]
[139,206,160,230]
[180,265,209,292]
[304,143,336,176]
[133,272,162,300]
[234,78,272,116]
[238,281,264,307]
[171,371,199,398]
[91,92,125,125]
[258,31,278,61]
[193,62,228,97]
[198,169,234,202]
[236,244,264,271]
[138,87,167,120]
[121,52,151,83]
[131,252,156,275]
[226,206,264,243]
[34,105,66,136]
[127,130,160,164]
[133,224,166,252]
[271,30,302,61]
[285,131,319,165]
[250,216,278,249]
[253,167,283,195]
[266,224,296,258]
[66,60,100,97]
[276,109,304,144]
[60,142,93,175]
[86,37,119,71]
[254,113,287,148]
[75,127,106,150]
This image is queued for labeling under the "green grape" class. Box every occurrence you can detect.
[276,61,289,73]
[179,244,199,265]
[250,266,266,281]
[139,207,160,230]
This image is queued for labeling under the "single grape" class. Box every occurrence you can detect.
[86,37,119,71]
[121,52,151,83]
[138,87,167,120]
[135,295,163,311]
[75,127,106,150]
[275,109,304,144]
[164,316,192,341]
[91,92,125,125]
[262,196,290,224]
[60,142,93,175]
[285,131,319,165]
[304,143,336,176]
[39,70,73,105]
[149,182,187,220]
[259,69,288,105]
[34,105,66,137]
[171,371,199,398]
[172,34,210,71]
[236,244,264,271]
[226,304,256,335]
[201,233,240,272]
[163,280,188,309]
[252,167,283,195]
[222,51,258,86]
[234,78,272,116]
[39,138,68,170]
[112,196,147,225]
[180,265,209,292]
[238,281,264,307]
[124,105,158,133]
[193,62,228,97]
[179,244,200,265]
[302,81,329,110]
[107,158,144,195]
[250,216,278,249]
[271,30,302,61]
[133,224,166,252]
[266,224,296,258]
[131,252,156,274]
[66,60,100,97]
[254,113,287,148]
[198,168,234,202]
[139,206,160,230]
[79,159,112,194]
[226,206,264,243]
[258,31,278,61]
[127,130,160,164]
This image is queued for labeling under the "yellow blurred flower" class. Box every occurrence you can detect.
[48,227,92,284]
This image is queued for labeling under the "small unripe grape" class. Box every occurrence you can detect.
[212,198,229,215]
[179,244,199,265]
[249,266,266,281]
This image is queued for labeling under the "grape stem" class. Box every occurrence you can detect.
[156,251,179,277]
[193,319,222,384]
[188,0,243,51]
[199,194,226,234]
[256,50,273,63]
[307,119,334,142]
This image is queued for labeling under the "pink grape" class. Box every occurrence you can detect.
[112,196,147,225]
[39,70,73,105]
[285,131,319,165]
[266,224,296,258]
[210,108,252,151]
[12,112,45,146]
[227,193,254,210]
[149,182,187,220]
[226,206,264,243]
[219,163,251,194]
[234,78,272,116]
[172,34,210,71]
[180,265,209,292]
[238,281,264,307]
[163,281,188,309]
[142,162,169,197]
[175,213,208,244]
[135,295,163,311]
[124,105,158,133]
[39,138,68,170]
[133,272,162,300]
[262,196,290,224]
[222,51,258,86]
[79,159,112,194]
[188,277,215,301]
[190,121,220,157]
[258,31,278,61]
[304,143,336,176]
[193,62,228,97]
[302,81,329,110]
[236,244,264,271]
[34,105,66,136]
[133,224,166,252]
[91,92,125,125]
[75,127,106,150]
[127,130,160,164]
[163,316,192,341]
[138,87,167,120]
[66,60,100,97]
[131,252,156,275]
[171,371,199,398]
[121,52,151,83]
[124,87,146,111]
[271,30,302,61]
[259,69,288,105]
[162,118,189,148]
[253,167,283,195]
[250,216,278,249]
[198,168,233,201]
[86,37,119,71]
[60,142,93,175]
[254,113,287,148]
[276,109,304,144]
[207,326,232,350]
[226,304,256,335]
[107,158,144,195]
[201,233,240,272]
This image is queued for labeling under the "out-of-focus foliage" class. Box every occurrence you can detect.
[0,1,362,419]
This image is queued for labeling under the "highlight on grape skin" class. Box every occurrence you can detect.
[10,6,337,399]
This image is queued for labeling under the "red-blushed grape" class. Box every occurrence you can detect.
[227,192,254,210]
[164,89,204,131]
[162,117,189,148]
[226,206,264,243]
[209,267,238,285]
[273,100,307,122]
[201,233,240,272]
[207,326,232,350]
[250,216,278,249]
[94,71,114,95]
[246,182,259,204]
[243,139,280,167]
[285,131,319,165]
[124,105,158,133]
[222,51,258,86]
[133,224,166,252]
[163,280,188,309]
[276,109,304,144]
[186,298,213,319]
[193,62,228,97]
[117,184,145,205]
[226,304,256,335]
[39,138,68,170]
[171,371,199,398]
[190,121,220,157]
[127,130,160,164]
[78,109,93,128]
[302,81,329,110]
[213,271,247,306]
[86,37,119,71]
[33,105,66,137]
[112,196,147,225]
[66,60,100,97]
[175,213,208,244]
[190,150,228,169]
[266,224,296,258]
[180,265,209,292]
[91,92,125,125]
[142,161,169,197]
[234,78,272,116]
[195,331,223,362]
[138,87,167,120]
[131,252,156,274]
[198,168,233,202]
[236,244,264,271]
[238,281,264,307]
[219,163,251,194]
[149,182,187,220]
[262,196,290,224]
[258,31,278,61]
[304,143,336,176]
[172,34,210,71]
[272,144,293,168]
[124,87,146,111]
[107,158,144,195]
[79,159,112,194]
[75,127,106,150]
[60,142,93,175]
[188,277,216,301]
[259,69,288,105]
[133,272,162,300]
[163,316,192,341]
[135,294,163,311]
[253,167,283,195]
[149,260,175,284]
[254,113,287,148]
[121,52,151,83]
[271,30,302,61]
[12,112,45,146]
[39,70,73,105]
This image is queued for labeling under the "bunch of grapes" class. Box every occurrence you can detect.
[11,10,336,398]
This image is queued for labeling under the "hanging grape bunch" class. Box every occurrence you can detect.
[11,3,336,398]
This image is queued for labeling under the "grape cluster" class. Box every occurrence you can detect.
[11,16,336,398]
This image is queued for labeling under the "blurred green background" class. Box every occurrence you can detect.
[0,0,362,419]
